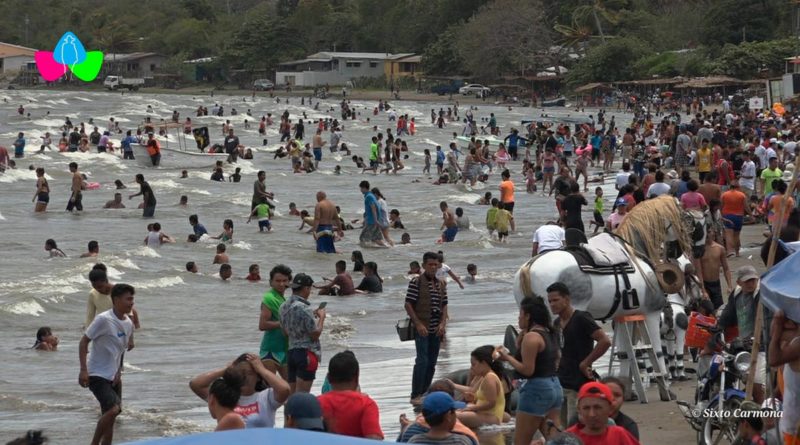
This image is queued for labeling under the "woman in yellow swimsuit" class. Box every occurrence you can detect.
[450,345,508,428]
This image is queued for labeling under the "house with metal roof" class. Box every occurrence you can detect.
[275,51,417,87]
[104,52,167,78]
[0,42,37,74]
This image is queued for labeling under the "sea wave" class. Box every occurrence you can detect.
[127,246,162,258]
[1,299,46,316]
[129,276,185,290]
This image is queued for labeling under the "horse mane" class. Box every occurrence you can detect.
[615,195,690,261]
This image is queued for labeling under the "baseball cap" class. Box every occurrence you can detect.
[770,138,778,144]
[284,392,325,431]
[615,198,628,207]
[735,265,759,282]
[422,391,466,415]
[578,381,614,403]
[290,273,314,289]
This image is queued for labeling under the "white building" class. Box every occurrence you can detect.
[0,42,36,74]
[275,51,414,87]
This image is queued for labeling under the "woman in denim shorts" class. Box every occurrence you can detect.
[497,296,563,445]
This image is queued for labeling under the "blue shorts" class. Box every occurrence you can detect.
[258,219,271,231]
[313,148,322,161]
[723,214,743,232]
[443,226,458,242]
[543,166,555,174]
[316,224,336,253]
[517,376,563,416]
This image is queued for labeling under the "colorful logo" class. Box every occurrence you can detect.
[35,32,103,82]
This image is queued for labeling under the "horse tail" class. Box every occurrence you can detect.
[518,257,537,300]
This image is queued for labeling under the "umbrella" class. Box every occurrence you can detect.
[759,248,800,323]
[123,428,403,445]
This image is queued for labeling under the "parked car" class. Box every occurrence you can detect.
[459,83,491,95]
[253,79,274,90]
[430,82,463,96]
[103,76,144,91]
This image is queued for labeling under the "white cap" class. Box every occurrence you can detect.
[770,138,778,144]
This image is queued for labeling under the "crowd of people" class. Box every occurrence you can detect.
[10,86,800,445]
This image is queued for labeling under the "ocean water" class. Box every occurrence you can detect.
[0,90,627,443]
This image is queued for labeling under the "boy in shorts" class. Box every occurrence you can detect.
[589,187,604,234]
[248,202,273,232]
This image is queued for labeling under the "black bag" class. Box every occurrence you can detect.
[396,318,415,342]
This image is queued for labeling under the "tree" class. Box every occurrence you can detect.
[567,36,651,84]
[700,0,781,46]
[456,0,553,78]
[421,26,465,76]
[572,0,625,42]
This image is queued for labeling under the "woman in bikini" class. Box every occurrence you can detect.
[33,167,49,212]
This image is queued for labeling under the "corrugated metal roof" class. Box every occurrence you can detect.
[104,52,164,62]
[0,42,37,58]
[309,51,413,60]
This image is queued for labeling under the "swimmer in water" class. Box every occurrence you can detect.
[219,264,233,281]
[401,232,411,244]
[33,326,59,351]
[213,243,229,264]
[80,240,100,258]
[186,261,198,273]
[114,179,126,189]
[466,264,478,283]
[179,195,188,206]
[104,193,126,209]
[45,239,66,257]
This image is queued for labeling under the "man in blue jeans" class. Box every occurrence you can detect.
[405,251,449,404]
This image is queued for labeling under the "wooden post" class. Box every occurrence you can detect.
[745,175,798,399]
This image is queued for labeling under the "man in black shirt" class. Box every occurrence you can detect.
[561,181,588,232]
[129,173,157,218]
[547,282,611,426]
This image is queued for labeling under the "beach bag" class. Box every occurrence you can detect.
[396,318,415,342]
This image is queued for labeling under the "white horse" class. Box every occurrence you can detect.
[660,255,700,381]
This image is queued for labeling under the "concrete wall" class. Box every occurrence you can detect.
[1,55,33,73]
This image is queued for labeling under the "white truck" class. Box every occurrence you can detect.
[103,76,145,91]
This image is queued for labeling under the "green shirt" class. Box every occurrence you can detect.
[259,288,288,363]
[594,196,604,213]
[486,207,499,229]
[255,203,271,220]
[760,168,782,195]
[370,143,379,161]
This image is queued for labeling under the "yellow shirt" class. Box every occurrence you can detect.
[85,289,112,328]
[494,209,513,232]
[697,147,712,172]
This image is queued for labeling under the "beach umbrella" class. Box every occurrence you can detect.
[759,248,800,323]
[123,428,403,445]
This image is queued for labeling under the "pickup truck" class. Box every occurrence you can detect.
[103,76,145,91]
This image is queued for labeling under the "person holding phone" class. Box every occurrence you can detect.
[279,273,326,394]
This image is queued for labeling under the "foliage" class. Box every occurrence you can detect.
[421,26,465,76]
[456,0,553,78]
[709,39,800,79]
[699,0,782,47]
[566,36,651,85]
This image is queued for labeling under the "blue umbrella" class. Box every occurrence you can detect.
[760,248,800,323]
[123,428,402,445]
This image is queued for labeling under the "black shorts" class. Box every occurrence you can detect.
[503,202,515,213]
[143,205,156,218]
[97,146,107,153]
[287,348,318,383]
[699,171,709,182]
[704,280,723,309]
[37,192,50,204]
[88,376,121,413]
[593,210,604,225]
[692,245,705,259]
[123,151,135,160]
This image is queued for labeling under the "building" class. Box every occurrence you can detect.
[0,42,37,74]
[104,52,167,78]
[385,54,422,82]
[275,51,416,87]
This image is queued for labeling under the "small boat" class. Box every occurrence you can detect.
[456,135,507,149]
[541,96,567,107]
[131,143,228,169]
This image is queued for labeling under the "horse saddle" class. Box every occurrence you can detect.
[564,232,640,320]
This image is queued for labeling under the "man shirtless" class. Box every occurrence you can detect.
[311,191,343,253]
[312,129,326,170]
[103,193,126,209]
[439,201,458,243]
[700,229,732,309]
[67,162,83,212]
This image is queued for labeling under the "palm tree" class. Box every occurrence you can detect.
[572,0,622,42]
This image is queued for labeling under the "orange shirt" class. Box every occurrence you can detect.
[499,180,515,203]
[720,189,746,216]
[768,194,795,225]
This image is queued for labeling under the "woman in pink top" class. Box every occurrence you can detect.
[680,179,708,211]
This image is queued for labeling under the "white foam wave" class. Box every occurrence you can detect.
[130,276,184,290]
[231,241,252,250]
[0,169,37,183]
[106,258,141,270]
[127,246,162,258]
[148,179,182,190]
[2,300,45,316]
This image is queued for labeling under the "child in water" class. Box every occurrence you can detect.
[466,264,478,283]
[33,327,59,351]
[44,239,66,257]
[213,244,229,264]
[211,219,234,242]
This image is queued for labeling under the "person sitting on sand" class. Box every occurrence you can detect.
[33,326,59,351]
[449,345,509,428]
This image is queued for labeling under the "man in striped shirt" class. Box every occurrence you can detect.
[405,251,449,404]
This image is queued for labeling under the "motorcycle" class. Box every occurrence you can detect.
[676,325,752,445]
